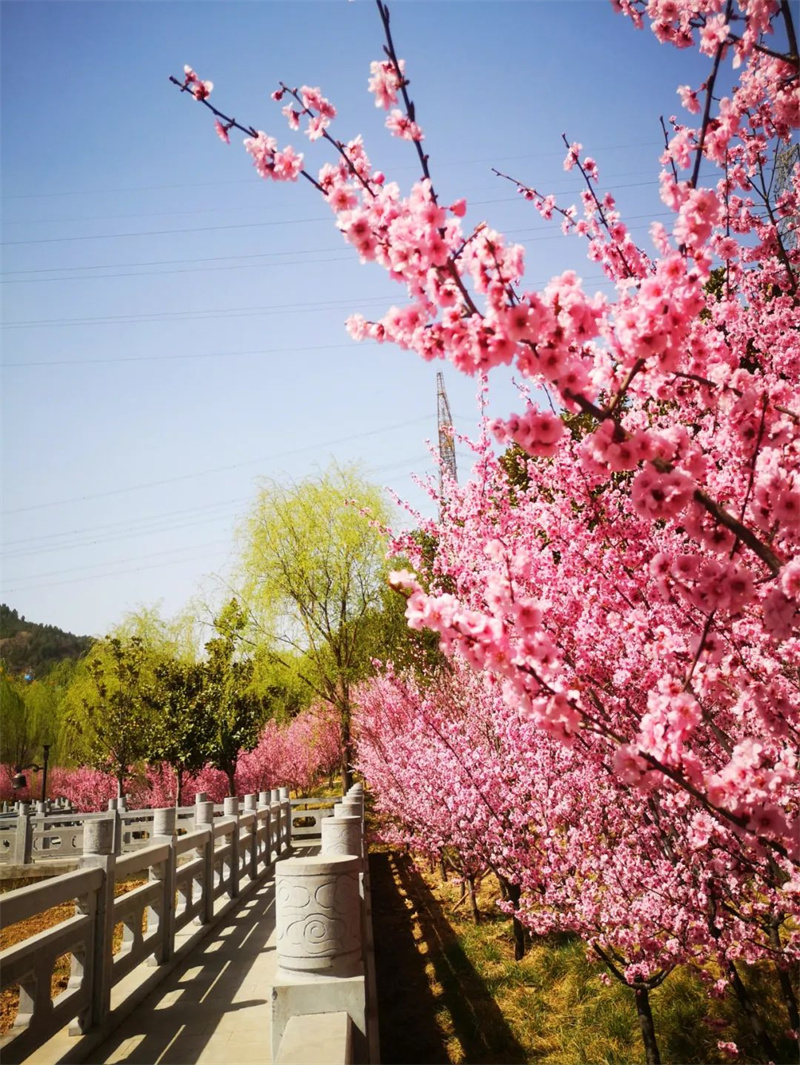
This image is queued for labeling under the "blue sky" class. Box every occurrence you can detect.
[1,1,710,638]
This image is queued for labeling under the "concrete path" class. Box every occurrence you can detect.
[92,875,279,1065]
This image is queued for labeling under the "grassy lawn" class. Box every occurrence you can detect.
[371,849,796,1065]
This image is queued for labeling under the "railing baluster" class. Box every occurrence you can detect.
[77,817,115,1031]
[149,808,177,965]
[194,800,215,924]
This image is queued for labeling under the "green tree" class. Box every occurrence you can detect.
[237,463,392,788]
[0,669,66,776]
[65,637,155,796]
[201,598,264,794]
[145,658,214,806]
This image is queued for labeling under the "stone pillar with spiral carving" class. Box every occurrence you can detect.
[275,854,362,977]
[321,814,362,865]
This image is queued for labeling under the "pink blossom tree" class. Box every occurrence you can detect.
[355,654,797,1062]
[170,5,798,1058]
[170,0,798,858]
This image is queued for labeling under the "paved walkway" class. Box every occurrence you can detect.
[92,873,279,1065]
[93,875,279,1065]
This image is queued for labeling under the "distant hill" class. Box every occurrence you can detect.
[0,605,94,678]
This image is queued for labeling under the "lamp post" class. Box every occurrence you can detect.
[12,744,51,802]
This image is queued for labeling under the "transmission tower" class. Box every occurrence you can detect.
[436,371,457,507]
[775,143,799,251]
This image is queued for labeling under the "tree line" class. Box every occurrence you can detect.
[1,464,433,802]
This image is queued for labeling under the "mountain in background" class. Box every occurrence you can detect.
[0,605,94,678]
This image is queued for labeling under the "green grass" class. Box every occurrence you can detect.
[378,857,797,1065]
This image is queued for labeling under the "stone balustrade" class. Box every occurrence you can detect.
[273,781,378,1065]
[0,789,297,1065]
[0,791,315,871]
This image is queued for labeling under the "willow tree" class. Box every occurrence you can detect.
[237,464,391,789]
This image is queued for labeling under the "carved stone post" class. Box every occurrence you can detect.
[243,794,258,879]
[150,808,177,964]
[275,855,362,977]
[258,792,272,866]
[223,796,240,898]
[106,798,122,854]
[13,804,32,864]
[321,815,362,866]
[271,790,281,858]
[74,817,116,1032]
[194,800,215,923]
[279,787,291,851]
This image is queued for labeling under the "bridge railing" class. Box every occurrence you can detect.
[273,784,379,1065]
[0,788,294,1065]
[0,791,328,868]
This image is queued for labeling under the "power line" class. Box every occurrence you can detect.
[3,454,437,592]
[0,246,344,278]
[2,293,397,330]
[2,167,657,229]
[0,210,675,287]
[4,452,435,557]
[2,544,234,595]
[2,141,663,201]
[0,183,657,248]
[2,341,362,368]
[1,415,434,514]
[1,259,626,356]
[1,169,654,229]
[4,507,242,560]
[5,538,233,584]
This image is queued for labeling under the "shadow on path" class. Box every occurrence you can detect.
[93,877,278,1064]
[371,850,528,1065]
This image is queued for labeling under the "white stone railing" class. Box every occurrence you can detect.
[289,796,337,839]
[0,789,324,868]
[0,788,293,1065]
[273,783,379,1065]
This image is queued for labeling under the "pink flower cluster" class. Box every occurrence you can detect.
[243,131,304,182]
[182,65,213,101]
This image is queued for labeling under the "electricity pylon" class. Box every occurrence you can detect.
[437,371,457,511]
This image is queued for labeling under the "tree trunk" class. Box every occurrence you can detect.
[769,919,800,1032]
[440,857,448,882]
[225,766,236,797]
[340,702,353,791]
[467,875,481,924]
[116,772,124,798]
[727,960,780,1061]
[175,765,184,808]
[504,880,527,960]
[634,987,661,1065]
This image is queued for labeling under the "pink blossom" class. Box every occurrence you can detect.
[563,141,582,171]
[385,109,424,141]
[282,104,301,131]
[677,84,701,113]
[631,465,694,520]
[183,65,213,101]
[368,58,405,110]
